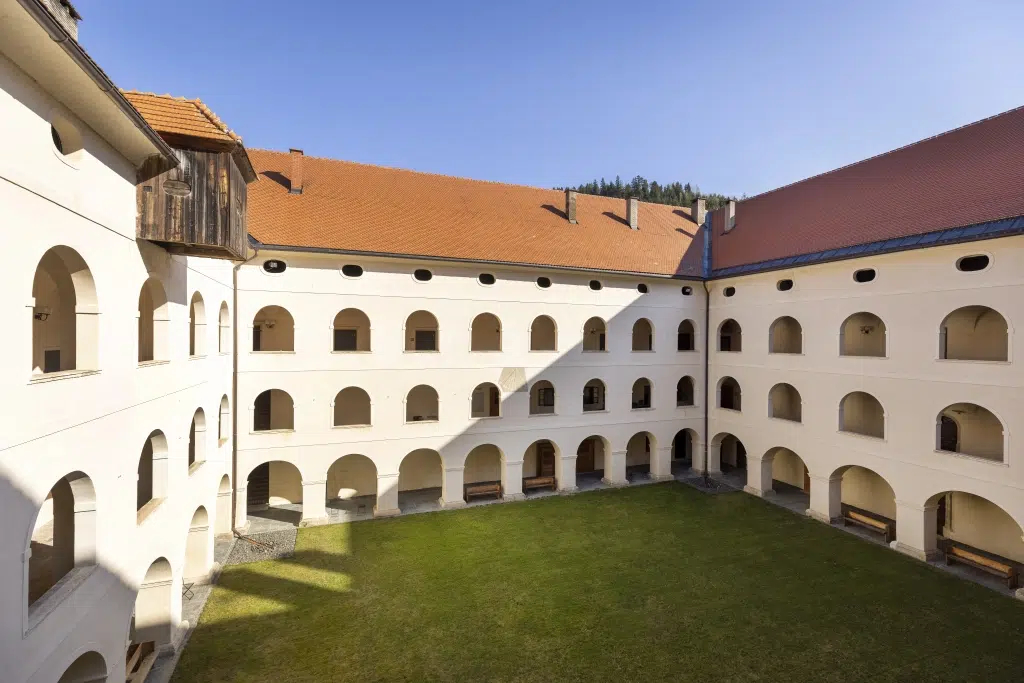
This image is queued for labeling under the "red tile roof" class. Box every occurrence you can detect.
[123,91,240,146]
[246,149,704,277]
[711,105,1024,271]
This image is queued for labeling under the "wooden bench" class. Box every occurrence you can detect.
[943,541,1019,589]
[464,482,501,502]
[841,507,895,543]
[126,641,156,683]
[523,476,557,493]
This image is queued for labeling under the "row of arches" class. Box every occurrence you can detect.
[718,306,1009,360]
[253,376,697,431]
[716,378,1005,462]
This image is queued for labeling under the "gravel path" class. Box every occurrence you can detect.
[225,528,297,565]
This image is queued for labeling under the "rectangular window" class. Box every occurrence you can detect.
[334,329,358,352]
[678,332,692,351]
[414,330,437,351]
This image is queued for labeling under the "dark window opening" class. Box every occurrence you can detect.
[414,269,433,282]
[538,387,555,407]
[414,330,437,351]
[333,329,358,351]
[678,332,693,351]
[263,260,286,274]
[342,264,363,278]
[254,392,271,431]
[589,280,602,291]
[479,273,496,285]
[537,277,552,288]
[956,255,989,272]
[777,279,793,291]
[637,284,648,294]
[854,268,876,283]
[723,286,736,297]
[252,326,262,351]
[939,416,959,451]
[43,349,61,374]
[676,379,694,406]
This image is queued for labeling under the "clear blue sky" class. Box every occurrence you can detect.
[81,0,1023,197]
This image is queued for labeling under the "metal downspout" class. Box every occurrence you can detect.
[231,245,259,531]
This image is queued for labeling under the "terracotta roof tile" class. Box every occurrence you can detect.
[711,105,1024,271]
[122,91,240,145]
[247,150,703,277]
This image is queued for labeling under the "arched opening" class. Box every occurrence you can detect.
[711,433,746,480]
[31,246,98,374]
[406,384,439,422]
[582,378,606,412]
[132,558,174,649]
[470,312,502,351]
[28,472,95,609]
[530,315,557,351]
[253,389,294,431]
[576,435,608,483]
[524,439,558,485]
[677,319,695,351]
[530,380,555,415]
[835,465,896,544]
[762,447,810,501]
[582,317,607,352]
[333,308,371,352]
[840,312,886,357]
[333,387,371,426]
[768,383,802,422]
[188,408,206,471]
[927,490,1024,583]
[676,376,695,407]
[632,318,654,351]
[939,306,1008,361]
[769,316,802,354]
[215,474,232,535]
[718,376,741,411]
[405,310,439,351]
[631,377,653,409]
[327,454,378,520]
[246,460,303,528]
[626,431,654,481]
[252,305,294,352]
[839,391,885,438]
[718,319,742,352]
[137,431,169,520]
[471,382,501,418]
[218,395,230,443]
[464,444,504,500]
[671,429,695,474]
[137,277,169,363]
[183,506,212,582]
[218,301,230,353]
[58,650,106,683]
[935,403,1004,462]
[189,291,206,357]
[398,448,443,511]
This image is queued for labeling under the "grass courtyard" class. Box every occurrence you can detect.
[173,484,1024,683]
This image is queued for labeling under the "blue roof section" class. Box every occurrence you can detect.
[710,215,1024,279]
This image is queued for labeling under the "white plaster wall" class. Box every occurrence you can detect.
[0,56,234,683]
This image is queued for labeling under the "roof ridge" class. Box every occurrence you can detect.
[122,90,242,144]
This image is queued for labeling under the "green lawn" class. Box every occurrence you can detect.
[173,484,1024,683]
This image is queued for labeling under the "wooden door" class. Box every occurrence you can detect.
[538,442,555,477]
[577,440,596,472]
[248,463,270,507]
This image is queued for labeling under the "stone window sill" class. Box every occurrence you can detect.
[470,350,502,353]
[768,352,804,356]
[631,406,654,411]
[29,369,99,384]
[676,403,696,409]
[252,429,295,435]
[581,350,608,354]
[838,354,887,360]
[769,416,803,425]
[137,497,165,525]
[529,349,558,353]
[631,350,655,353]
[529,411,557,417]
[838,429,885,442]
[332,423,371,429]
[583,408,608,414]
[189,354,208,360]
[251,350,295,355]
[471,415,501,420]
[405,418,439,424]
[718,407,742,413]
[677,349,698,353]
[25,565,96,637]
[332,350,372,354]
[138,359,170,368]
[934,358,1010,365]
[934,449,1007,466]
[404,350,440,354]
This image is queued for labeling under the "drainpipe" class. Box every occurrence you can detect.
[700,213,713,486]
[231,245,259,531]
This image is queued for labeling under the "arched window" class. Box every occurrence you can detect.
[189,291,206,357]
[252,305,295,352]
[471,382,501,417]
[405,311,439,351]
[631,377,653,409]
[188,408,206,471]
[333,308,371,352]
[840,312,886,357]
[31,246,98,374]
[137,431,169,518]
[406,385,439,422]
[677,320,695,351]
[334,387,371,426]
[768,383,802,422]
[253,389,295,431]
[218,394,230,443]
[583,379,606,412]
[58,651,106,683]
[184,506,211,582]
[632,318,654,351]
[134,558,174,649]
[838,391,885,438]
[936,403,1004,462]
[138,277,169,363]
[218,301,230,353]
[768,316,802,354]
[676,376,694,407]
[718,377,741,411]
[471,313,502,351]
[530,315,557,351]
[718,319,741,352]
[530,380,555,415]
[939,306,1008,361]
[583,317,607,352]
[28,472,95,610]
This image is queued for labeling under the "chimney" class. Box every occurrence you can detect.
[565,189,578,224]
[691,197,707,226]
[42,0,81,40]
[289,148,304,195]
[724,200,736,232]
[626,196,639,230]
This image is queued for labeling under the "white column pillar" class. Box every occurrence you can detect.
[743,456,775,497]
[602,450,628,486]
[806,474,841,524]
[73,500,97,565]
[651,446,673,481]
[215,489,232,535]
[690,441,707,475]
[707,442,722,474]
[374,473,400,517]
[503,459,525,501]
[300,479,328,526]
[440,466,466,508]
[894,500,940,561]
[234,486,249,532]
[557,454,578,493]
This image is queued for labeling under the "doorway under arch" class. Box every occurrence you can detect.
[398,448,443,512]
[246,460,303,529]
[327,454,378,521]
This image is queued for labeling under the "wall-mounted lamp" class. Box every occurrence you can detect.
[33,307,51,322]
